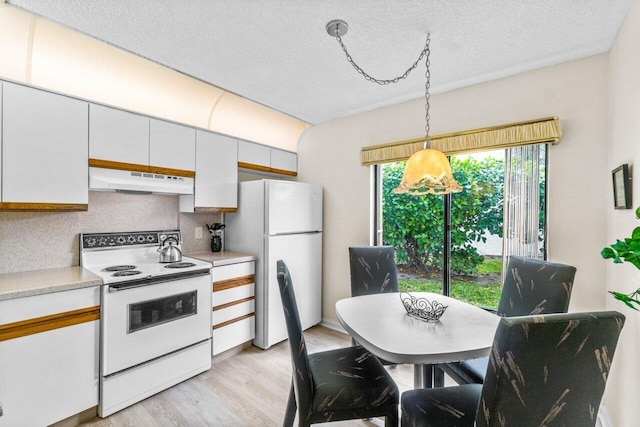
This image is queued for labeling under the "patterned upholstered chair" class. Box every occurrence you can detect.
[349,246,399,296]
[440,255,577,385]
[277,260,399,427]
[349,246,400,367]
[401,311,625,427]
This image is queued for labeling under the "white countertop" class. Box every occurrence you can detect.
[0,266,103,301]
[0,252,255,301]
[187,251,257,267]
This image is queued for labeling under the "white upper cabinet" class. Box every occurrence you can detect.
[270,148,297,174]
[2,82,88,208]
[89,104,149,166]
[0,82,3,201]
[238,140,271,169]
[180,131,238,212]
[149,118,196,172]
[238,140,297,176]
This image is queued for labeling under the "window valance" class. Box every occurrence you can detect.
[360,116,561,166]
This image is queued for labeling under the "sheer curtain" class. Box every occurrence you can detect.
[502,144,546,273]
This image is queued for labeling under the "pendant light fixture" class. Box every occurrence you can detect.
[327,20,462,195]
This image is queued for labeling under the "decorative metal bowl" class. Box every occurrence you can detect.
[400,292,448,322]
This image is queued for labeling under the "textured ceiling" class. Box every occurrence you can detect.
[7,0,632,124]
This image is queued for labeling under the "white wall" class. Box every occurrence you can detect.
[605,0,640,425]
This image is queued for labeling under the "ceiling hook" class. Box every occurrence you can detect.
[326,20,348,37]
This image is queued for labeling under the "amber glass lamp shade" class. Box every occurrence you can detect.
[393,148,462,195]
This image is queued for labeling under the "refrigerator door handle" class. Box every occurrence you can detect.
[269,231,322,237]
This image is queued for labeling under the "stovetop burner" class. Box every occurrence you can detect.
[81,230,212,285]
[103,265,137,272]
[112,270,142,277]
[164,262,197,269]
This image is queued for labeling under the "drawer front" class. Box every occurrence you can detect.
[212,300,255,326]
[212,283,255,306]
[212,315,255,356]
[211,261,255,282]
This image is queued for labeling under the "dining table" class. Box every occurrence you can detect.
[335,292,500,388]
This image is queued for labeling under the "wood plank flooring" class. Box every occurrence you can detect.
[71,326,419,426]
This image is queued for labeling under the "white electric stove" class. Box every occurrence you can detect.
[80,230,212,417]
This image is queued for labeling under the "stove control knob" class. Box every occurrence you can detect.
[137,235,145,242]
[128,236,136,243]
[117,236,126,244]
[147,235,155,242]
[86,237,97,247]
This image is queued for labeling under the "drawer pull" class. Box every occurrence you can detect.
[213,296,255,312]
[213,275,255,292]
[0,306,100,342]
[213,313,255,330]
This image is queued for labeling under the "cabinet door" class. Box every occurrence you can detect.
[149,118,196,173]
[181,131,237,212]
[0,287,99,426]
[0,82,3,199]
[2,82,88,205]
[89,103,149,166]
[238,140,270,169]
[270,148,297,174]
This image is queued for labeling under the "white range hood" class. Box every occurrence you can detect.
[89,167,194,195]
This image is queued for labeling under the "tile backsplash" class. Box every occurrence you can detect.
[0,191,219,274]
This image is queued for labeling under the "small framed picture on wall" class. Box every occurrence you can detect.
[612,164,632,209]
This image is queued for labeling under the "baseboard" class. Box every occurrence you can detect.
[319,318,347,334]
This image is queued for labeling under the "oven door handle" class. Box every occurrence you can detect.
[107,268,211,292]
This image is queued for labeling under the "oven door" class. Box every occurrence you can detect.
[102,273,211,376]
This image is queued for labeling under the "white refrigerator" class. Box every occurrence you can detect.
[225,179,323,349]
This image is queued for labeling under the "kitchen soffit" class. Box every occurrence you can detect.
[7,0,632,125]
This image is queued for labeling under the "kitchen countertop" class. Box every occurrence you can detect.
[0,266,103,301]
[187,251,257,267]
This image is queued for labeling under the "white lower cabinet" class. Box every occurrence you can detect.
[0,287,100,426]
[211,261,256,356]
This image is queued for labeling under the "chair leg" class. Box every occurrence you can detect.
[385,405,399,427]
[283,381,296,427]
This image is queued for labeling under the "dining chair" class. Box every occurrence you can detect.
[348,246,400,367]
[440,255,577,385]
[401,310,625,427]
[277,260,399,427]
[349,246,399,296]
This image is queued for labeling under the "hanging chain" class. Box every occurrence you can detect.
[424,35,431,148]
[334,33,431,86]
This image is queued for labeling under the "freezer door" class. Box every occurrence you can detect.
[266,180,322,235]
[265,232,322,348]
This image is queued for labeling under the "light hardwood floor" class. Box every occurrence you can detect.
[71,326,418,426]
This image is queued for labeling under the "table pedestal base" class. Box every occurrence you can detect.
[413,364,445,388]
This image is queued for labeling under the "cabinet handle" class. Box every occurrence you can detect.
[0,306,100,341]
[212,313,255,330]
[213,275,255,292]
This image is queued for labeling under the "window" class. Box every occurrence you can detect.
[375,145,547,310]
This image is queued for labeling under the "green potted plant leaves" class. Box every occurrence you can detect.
[601,206,640,310]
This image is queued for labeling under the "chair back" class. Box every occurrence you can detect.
[477,311,625,427]
[497,256,576,317]
[276,260,314,416]
[349,246,399,297]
